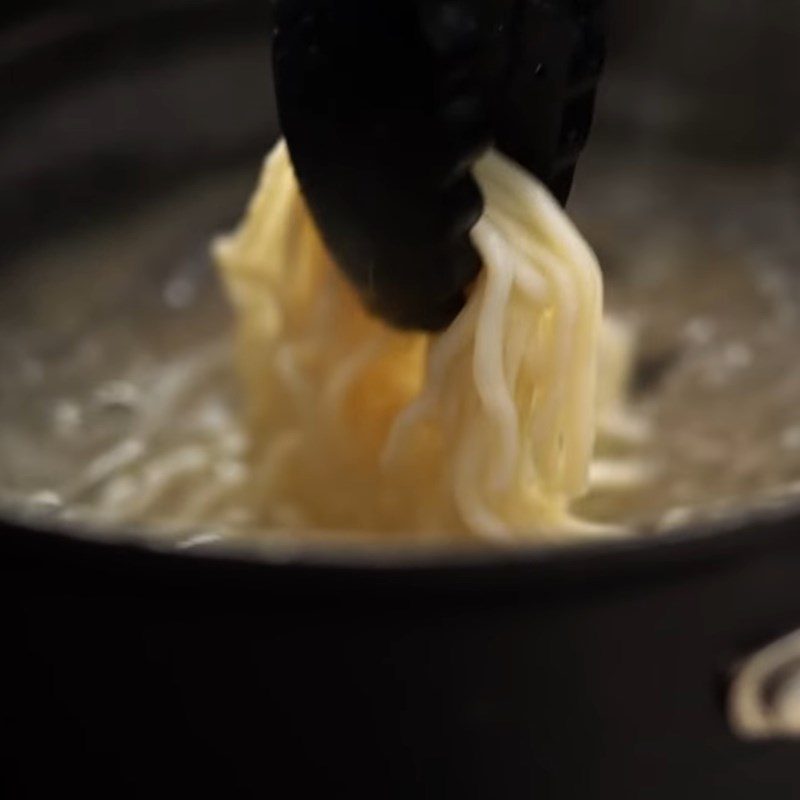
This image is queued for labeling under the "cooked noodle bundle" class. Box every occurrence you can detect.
[215,140,641,541]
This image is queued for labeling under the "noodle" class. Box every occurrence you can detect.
[213,140,645,541]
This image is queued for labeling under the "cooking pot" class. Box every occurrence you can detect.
[2,2,800,798]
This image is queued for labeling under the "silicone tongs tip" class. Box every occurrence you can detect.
[273,0,606,330]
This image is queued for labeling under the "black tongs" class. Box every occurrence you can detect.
[272,0,605,331]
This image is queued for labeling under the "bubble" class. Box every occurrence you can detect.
[94,381,142,412]
[52,399,83,438]
[27,490,63,514]
[175,532,224,550]
[722,342,753,371]
[781,425,800,452]
[683,317,715,346]
[164,276,197,309]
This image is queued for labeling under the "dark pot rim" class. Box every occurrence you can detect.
[3,493,800,599]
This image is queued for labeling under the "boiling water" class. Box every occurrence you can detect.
[2,154,800,546]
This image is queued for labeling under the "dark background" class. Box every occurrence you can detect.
[3,0,798,275]
[4,0,799,158]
